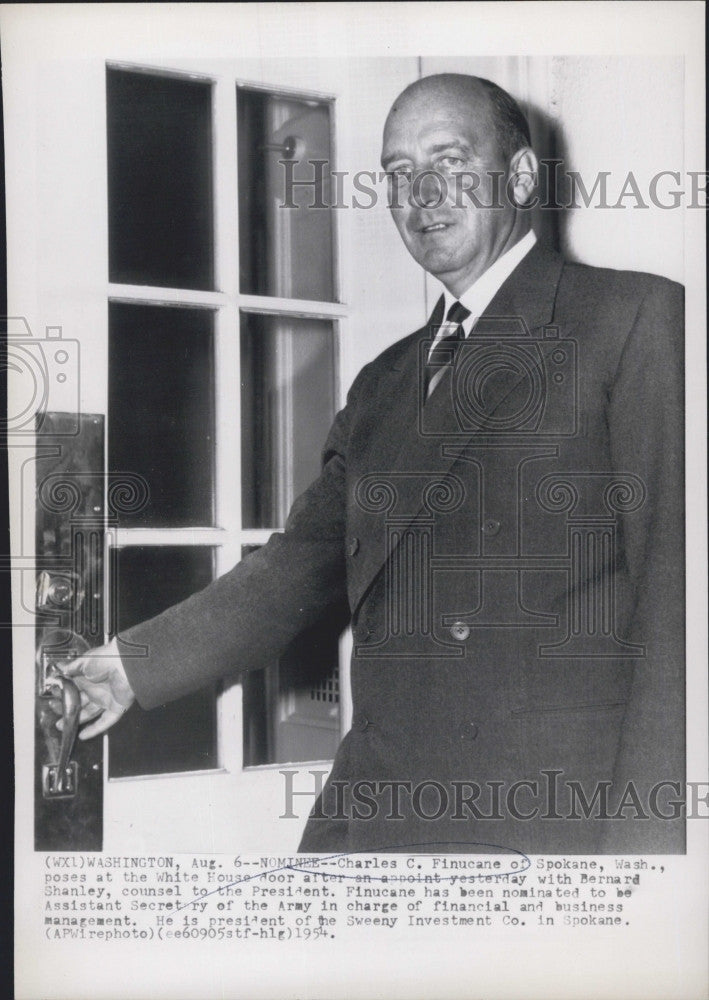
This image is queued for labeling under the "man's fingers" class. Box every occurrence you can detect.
[78,703,104,724]
[78,709,125,740]
[62,669,93,698]
[55,689,93,728]
[61,656,88,678]
[57,703,119,731]
[48,641,135,739]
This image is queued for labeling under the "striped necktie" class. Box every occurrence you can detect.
[424,300,472,399]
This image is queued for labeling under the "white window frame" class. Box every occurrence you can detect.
[104,61,352,783]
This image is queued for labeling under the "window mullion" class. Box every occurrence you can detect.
[110,528,227,547]
[213,71,242,571]
[212,72,245,774]
[237,293,347,319]
[107,284,225,308]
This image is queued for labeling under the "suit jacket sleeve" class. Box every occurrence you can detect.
[118,368,367,710]
[605,277,685,849]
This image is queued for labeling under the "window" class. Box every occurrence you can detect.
[237,87,335,301]
[106,68,214,290]
[237,84,341,766]
[240,313,335,529]
[105,67,345,777]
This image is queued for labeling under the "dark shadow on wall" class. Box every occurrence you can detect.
[526,100,568,258]
[526,99,588,265]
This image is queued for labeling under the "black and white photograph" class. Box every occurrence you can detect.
[5,3,707,998]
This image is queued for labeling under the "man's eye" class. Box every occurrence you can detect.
[438,156,464,170]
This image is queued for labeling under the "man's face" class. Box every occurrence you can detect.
[381,83,518,296]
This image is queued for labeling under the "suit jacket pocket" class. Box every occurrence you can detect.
[511,700,628,788]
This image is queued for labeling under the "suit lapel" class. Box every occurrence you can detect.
[349,244,566,616]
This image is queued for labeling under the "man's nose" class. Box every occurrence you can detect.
[409,169,447,209]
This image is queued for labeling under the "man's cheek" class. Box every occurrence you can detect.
[387,207,408,233]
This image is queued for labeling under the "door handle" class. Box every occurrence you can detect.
[37,627,89,800]
[34,411,105,850]
[42,674,82,798]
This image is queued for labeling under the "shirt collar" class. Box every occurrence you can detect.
[440,230,537,334]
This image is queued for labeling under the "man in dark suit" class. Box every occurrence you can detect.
[66,74,685,855]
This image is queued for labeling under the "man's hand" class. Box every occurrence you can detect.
[60,636,136,739]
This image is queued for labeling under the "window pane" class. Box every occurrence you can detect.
[240,313,335,529]
[109,546,217,777]
[109,302,215,527]
[237,87,334,301]
[241,546,343,766]
[107,68,214,289]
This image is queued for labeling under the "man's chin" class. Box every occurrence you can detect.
[410,245,465,278]
[421,256,475,291]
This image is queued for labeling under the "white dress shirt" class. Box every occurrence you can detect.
[428,229,537,360]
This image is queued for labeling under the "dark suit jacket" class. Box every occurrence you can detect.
[122,244,685,855]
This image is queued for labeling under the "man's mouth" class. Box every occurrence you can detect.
[419,222,451,234]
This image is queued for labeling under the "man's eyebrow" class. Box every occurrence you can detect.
[381,139,473,169]
[381,151,410,169]
[428,140,473,155]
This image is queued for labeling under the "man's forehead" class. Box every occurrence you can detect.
[389,77,490,117]
[381,95,494,160]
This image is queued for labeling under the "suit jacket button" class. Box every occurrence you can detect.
[348,537,360,556]
[352,714,369,732]
[482,519,501,536]
[458,721,479,741]
[450,622,470,641]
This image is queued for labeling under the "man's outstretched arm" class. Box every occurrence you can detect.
[62,365,370,735]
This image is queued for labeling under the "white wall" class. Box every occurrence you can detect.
[420,55,686,291]
[546,55,685,282]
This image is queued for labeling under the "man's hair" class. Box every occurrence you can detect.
[475,77,532,160]
[391,74,533,163]
[385,73,532,161]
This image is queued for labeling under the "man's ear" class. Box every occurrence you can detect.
[508,147,538,206]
